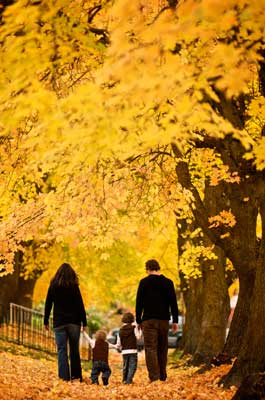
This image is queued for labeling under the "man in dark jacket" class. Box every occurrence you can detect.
[136,259,178,382]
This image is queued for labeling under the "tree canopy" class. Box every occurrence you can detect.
[1,0,264,262]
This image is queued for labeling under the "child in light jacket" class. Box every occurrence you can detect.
[117,312,141,384]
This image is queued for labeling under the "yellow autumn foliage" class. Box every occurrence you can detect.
[0,0,264,288]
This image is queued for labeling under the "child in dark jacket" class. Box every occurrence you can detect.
[84,329,116,385]
[117,312,141,384]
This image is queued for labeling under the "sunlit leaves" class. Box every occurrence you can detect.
[178,228,218,280]
[0,0,265,283]
[250,138,265,170]
[208,210,237,229]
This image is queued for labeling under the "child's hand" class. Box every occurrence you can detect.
[116,344,122,353]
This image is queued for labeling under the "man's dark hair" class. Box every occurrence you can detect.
[145,259,160,271]
[122,312,135,324]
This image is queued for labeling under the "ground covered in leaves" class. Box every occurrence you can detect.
[0,341,237,400]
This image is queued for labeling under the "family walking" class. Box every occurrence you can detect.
[44,259,179,385]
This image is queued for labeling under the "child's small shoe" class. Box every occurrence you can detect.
[102,378,109,386]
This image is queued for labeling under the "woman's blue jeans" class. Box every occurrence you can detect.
[54,324,81,381]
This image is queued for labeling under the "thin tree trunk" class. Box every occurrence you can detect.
[181,273,203,355]
[177,219,203,355]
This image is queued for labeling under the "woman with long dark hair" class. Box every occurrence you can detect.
[44,263,87,381]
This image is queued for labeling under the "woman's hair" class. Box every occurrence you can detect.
[95,330,107,341]
[51,263,79,287]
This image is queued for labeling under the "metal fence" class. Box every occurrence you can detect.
[0,303,90,360]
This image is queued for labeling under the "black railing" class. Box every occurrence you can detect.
[0,303,90,360]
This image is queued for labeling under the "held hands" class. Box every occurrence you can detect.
[172,323,178,334]
[116,344,122,353]
[44,325,49,331]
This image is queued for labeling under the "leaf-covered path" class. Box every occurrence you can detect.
[0,346,237,400]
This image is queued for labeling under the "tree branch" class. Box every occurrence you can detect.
[88,26,110,45]
[87,5,102,24]
[171,142,228,248]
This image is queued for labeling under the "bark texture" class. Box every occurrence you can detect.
[191,243,229,366]
[177,219,203,355]
[177,218,230,364]
[222,203,265,387]
[180,272,203,355]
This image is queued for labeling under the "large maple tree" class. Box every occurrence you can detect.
[0,0,265,390]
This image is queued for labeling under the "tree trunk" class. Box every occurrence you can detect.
[177,217,230,362]
[231,373,265,400]
[191,244,230,366]
[0,251,23,315]
[222,269,255,359]
[181,273,203,355]
[174,144,259,364]
[17,274,39,309]
[0,248,43,315]
[222,204,265,387]
[189,180,231,365]
[177,219,204,355]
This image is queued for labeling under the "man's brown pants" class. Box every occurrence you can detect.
[142,319,169,382]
